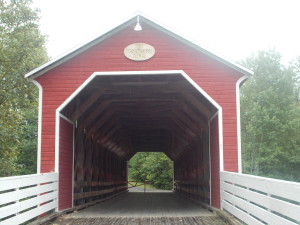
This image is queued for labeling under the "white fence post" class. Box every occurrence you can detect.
[0,173,59,225]
[220,171,300,225]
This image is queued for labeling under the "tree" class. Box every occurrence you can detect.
[240,49,300,182]
[128,152,173,190]
[16,109,38,175]
[290,56,300,101]
[0,0,48,177]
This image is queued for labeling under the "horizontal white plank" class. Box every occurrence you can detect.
[221,181,300,222]
[0,173,58,192]
[0,191,57,219]
[0,182,57,205]
[220,171,300,202]
[0,200,57,225]
[222,200,264,225]
[222,191,296,225]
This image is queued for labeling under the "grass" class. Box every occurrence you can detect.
[128,180,157,190]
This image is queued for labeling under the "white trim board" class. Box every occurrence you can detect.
[31,80,43,174]
[54,70,224,209]
[55,70,223,172]
[236,75,249,173]
[55,114,75,211]
[24,13,253,80]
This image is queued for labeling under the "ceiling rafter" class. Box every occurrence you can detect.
[62,74,216,160]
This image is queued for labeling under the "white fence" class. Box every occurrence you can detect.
[221,171,300,225]
[0,172,58,225]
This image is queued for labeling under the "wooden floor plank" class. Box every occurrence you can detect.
[48,192,227,225]
[49,216,226,225]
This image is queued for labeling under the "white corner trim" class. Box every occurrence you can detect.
[218,109,224,171]
[31,80,43,174]
[236,75,249,173]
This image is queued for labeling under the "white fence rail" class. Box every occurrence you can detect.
[0,172,58,225]
[220,171,300,225]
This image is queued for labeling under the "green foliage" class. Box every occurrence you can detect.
[16,109,38,175]
[128,152,173,190]
[0,0,48,177]
[240,49,300,182]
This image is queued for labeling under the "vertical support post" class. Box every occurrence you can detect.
[298,202,300,225]
[267,193,271,212]
[15,187,20,216]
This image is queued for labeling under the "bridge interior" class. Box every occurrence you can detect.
[54,191,226,225]
[60,72,218,209]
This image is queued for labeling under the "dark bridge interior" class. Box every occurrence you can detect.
[61,72,217,206]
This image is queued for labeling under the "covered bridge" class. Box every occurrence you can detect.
[2,13,299,225]
[25,14,251,210]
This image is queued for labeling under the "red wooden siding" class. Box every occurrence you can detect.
[36,22,241,174]
[210,116,220,208]
[59,117,73,210]
[35,21,243,209]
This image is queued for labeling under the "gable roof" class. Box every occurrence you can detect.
[25,12,253,80]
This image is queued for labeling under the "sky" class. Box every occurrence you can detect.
[32,0,300,65]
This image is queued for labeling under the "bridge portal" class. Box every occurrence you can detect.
[24,14,251,212]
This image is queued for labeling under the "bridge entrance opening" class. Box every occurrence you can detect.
[58,71,220,211]
[128,152,173,191]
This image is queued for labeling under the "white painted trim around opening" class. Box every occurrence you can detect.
[72,123,75,208]
[55,113,75,210]
[208,110,224,172]
[55,70,224,172]
[55,113,75,172]
[54,70,224,208]
[31,80,43,174]
[236,75,249,173]
[208,122,212,206]
[55,111,60,173]
[180,71,224,172]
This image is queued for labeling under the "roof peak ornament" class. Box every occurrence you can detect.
[134,16,142,31]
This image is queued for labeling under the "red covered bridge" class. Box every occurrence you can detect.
[0,14,299,225]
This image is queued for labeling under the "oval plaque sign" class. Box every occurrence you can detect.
[124,43,155,61]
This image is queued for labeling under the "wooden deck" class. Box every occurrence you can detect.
[49,191,227,225]
[52,216,226,225]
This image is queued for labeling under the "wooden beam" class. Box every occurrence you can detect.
[85,110,116,137]
[77,101,110,130]
[70,88,107,121]
[180,91,212,119]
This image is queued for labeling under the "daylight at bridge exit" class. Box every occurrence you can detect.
[0,1,300,225]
